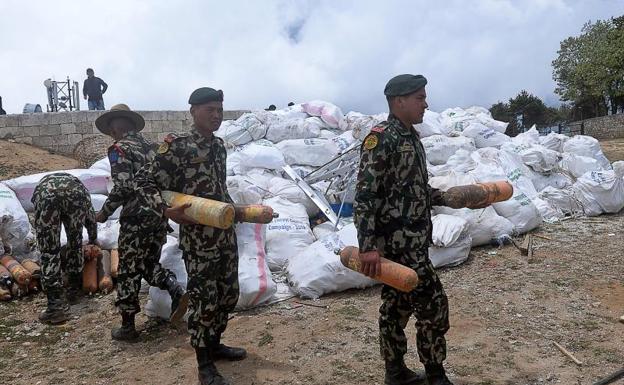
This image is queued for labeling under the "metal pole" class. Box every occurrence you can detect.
[67,77,73,111]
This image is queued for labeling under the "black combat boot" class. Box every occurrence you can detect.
[212,336,247,361]
[39,290,69,325]
[196,347,230,385]
[425,363,454,385]
[66,273,82,305]
[384,359,426,385]
[111,312,139,342]
[164,276,189,323]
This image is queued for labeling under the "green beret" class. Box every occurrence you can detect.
[384,74,427,96]
[188,87,224,105]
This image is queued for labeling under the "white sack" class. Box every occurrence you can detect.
[613,161,624,178]
[267,177,319,217]
[431,214,469,247]
[227,175,268,205]
[539,133,569,152]
[429,233,472,268]
[301,100,344,129]
[572,170,624,216]
[276,138,340,167]
[434,206,514,247]
[538,186,582,217]
[287,223,377,299]
[237,140,285,171]
[0,182,31,252]
[215,113,270,147]
[415,110,449,138]
[348,112,387,140]
[511,127,540,147]
[145,236,187,320]
[89,157,111,173]
[263,197,315,272]
[421,135,476,166]
[532,197,562,223]
[3,169,112,212]
[559,153,602,179]
[428,149,477,176]
[265,117,322,143]
[429,171,476,191]
[462,122,511,149]
[492,193,542,234]
[236,223,277,309]
[90,194,120,219]
[562,135,611,169]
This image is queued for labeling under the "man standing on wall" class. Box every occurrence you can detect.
[83,68,108,110]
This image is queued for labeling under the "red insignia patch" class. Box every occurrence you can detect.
[164,133,176,143]
[371,126,385,133]
[111,144,125,157]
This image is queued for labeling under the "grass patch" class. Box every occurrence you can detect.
[335,305,364,320]
[258,331,274,346]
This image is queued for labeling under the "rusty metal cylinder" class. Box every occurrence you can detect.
[338,246,419,292]
[0,283,11,301]
[83,244,102,261]
[0,255,31,286]
[20,259,41,279]
[442,181,513,209]
[162,191,235,229]
[234,204,278,224]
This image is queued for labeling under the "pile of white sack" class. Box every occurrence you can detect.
[1,100,623,311]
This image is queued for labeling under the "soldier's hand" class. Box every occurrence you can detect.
[359,250,381,278]
[95,211,107,223]
[165,203,198,225]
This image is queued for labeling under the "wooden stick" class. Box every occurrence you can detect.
[553,341,582,366]
[533,234,552,241]
[294,300,328,309]
[520,235,533,256]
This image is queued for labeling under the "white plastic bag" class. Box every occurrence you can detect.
[429,233,472,268]
[559,153,602,178]
[286,223,377,299]
[492,192,542,234]
[267,177,319,217]
[89,157,111,173]
[0,183,31,252]
[572,170,624,216]
[145,236,187,320]
[215,113,271,147]
[434,206,514,247]
[539,132,569,152]
[301,100,344,129]
[421,135,476,166]
[562,135,611,169]
[276,138,340,167]
[3,169,112,212]
[265,117,322,143]
[263,197,315,272]
[236,223,277,309]
[431,214,469,247]
[613,161,624,178]
[238,140,285,171]
[462,122,511,149]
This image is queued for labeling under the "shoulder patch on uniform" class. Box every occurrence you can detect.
[108,144,125,163]
[157,142,170,154]
[363,134,379,150]
[164,133,177,143]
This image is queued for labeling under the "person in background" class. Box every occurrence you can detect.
[83,68,108,110]
[0,96,7,115]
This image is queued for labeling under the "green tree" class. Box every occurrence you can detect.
[552,16,624,118]
[489,90,564,136]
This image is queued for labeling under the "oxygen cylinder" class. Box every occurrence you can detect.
[234,205,278,224]
[0,263,13,287]
[0,284,11,301]
[337,246,419,292]
[82,249,98,294]
[442,181,513,209]
[97,250,113,294]
[20,259,41,279]
[110,249,119,278]
[83,244,102,261]
[0,255,31,286]
[162,191,235,229]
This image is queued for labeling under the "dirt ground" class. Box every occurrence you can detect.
[1,139,623,385]
[599,138,624,162]
[0,140,80,179]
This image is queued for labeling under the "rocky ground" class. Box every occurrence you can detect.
[1,139,623,385]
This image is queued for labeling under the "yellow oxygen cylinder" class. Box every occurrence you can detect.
[0,255,31,287]
[162,191,235,229]
[337,246,419,293]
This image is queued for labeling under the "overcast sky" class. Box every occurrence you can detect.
[0,0,622,115]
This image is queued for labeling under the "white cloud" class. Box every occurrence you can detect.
[0,0,622,114]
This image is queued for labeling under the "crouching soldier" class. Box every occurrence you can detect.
[94,103,187,341]
[32,172,98,324]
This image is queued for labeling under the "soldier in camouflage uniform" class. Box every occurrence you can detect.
[32,172,98,324]
[135,88,245,385]
[94,104,187,342]
[354,74,453,385]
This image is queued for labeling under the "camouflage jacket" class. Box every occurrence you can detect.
[31,172,97,242]
[136,129,235,253]
[353,114,438,256]
[100,132,156,219]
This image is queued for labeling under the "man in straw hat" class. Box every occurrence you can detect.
[135,88,245,385]
[95,104,188,342]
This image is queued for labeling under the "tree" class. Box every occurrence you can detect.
[552,16,624,118]
[489,90,565,136]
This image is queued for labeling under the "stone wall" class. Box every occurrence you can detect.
[0,110,247,155]
[576,113,624,140]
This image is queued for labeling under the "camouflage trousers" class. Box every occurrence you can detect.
[379,246,449,365]
[115,216,172,315]
[34,195,86,292]
[184,247,239,348]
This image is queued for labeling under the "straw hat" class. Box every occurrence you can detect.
[95,103,145,135]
